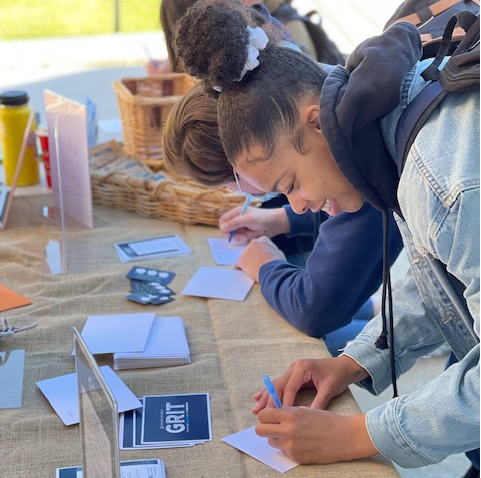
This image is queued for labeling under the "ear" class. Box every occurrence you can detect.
[302,104,321,131]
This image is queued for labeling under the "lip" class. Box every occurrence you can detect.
[319,198,332,214]
[311,199,328,214]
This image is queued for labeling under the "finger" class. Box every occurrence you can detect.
[279,366,312,407]
[224,213,255,232]
[311,391,331,410]
[229,231,250,244]
[252,388,270,414]
[255,235,274,245]
[219,206,242,224]
[256,408,283,427]
[267,436,284,451]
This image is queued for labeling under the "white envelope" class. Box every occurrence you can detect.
[37,365,142,426]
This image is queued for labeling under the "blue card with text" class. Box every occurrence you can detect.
[141,393,212,445]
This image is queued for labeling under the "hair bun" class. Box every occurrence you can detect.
[173,0,250,89]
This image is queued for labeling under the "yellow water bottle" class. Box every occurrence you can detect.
[0,91,40,186]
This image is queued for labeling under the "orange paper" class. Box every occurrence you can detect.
[0,284,32,312]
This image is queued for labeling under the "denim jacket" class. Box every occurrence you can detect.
[343,59,480,467]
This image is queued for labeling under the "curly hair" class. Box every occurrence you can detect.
[172,0,328,165]
[163,82,233,187]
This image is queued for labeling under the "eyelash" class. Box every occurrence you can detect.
[285,182,294,195]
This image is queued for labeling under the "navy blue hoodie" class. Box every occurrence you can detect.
[259,203,403,337]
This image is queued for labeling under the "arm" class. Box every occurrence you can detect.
[343,209,480,466]
[259,203,403,337]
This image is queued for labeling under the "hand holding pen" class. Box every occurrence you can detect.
[228,196,252,243]
[263,375,283,408]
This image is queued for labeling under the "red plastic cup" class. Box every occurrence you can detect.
[36,127,51,188]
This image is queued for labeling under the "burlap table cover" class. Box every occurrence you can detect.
[0,195,400,478]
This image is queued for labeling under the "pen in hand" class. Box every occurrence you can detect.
[228,196,251,243]
[263,375,283,408]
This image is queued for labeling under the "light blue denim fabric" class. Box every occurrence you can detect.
[342,60,480,468]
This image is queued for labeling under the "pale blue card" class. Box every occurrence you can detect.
[0,349,25,408]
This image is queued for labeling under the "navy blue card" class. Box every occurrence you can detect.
[141,393,211,444]
[126,267,175,285]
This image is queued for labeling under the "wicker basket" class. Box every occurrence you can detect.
[89,141,257,227]
[114,74,197,168]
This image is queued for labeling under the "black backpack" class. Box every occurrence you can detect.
[273,3,345,65]
[388,6,480,173]
[385,0,480,59]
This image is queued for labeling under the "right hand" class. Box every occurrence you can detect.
[219,207,290,243]
[235,236,287,282]
[252,355,369,412]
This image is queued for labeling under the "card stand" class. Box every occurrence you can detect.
[43,91,94,275]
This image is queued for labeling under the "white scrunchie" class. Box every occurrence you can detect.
[213,26,269,92]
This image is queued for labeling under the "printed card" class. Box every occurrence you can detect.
[141,393,212,445]
[126,267,175,285]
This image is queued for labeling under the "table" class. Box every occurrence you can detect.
[0,194,400,478]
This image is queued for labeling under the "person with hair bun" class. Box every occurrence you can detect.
[172,0,480,473]
[163,82,403,356]
[149,0,327,75]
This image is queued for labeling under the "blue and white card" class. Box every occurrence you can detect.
[56,459,166,478]
[120,400,195,449]
[141,393,212,446]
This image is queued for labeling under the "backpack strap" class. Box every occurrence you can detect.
[422,10,479,80]
[394,81,447,176]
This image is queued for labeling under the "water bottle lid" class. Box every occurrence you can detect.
[0,91,29,106]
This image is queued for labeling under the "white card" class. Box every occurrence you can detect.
[222,426,299,473]
[37,365,142,426]
[80,312,155,354]
[207,238,247,266]
[181,267,254,301]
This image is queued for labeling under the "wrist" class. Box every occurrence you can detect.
[337,354,369,385]
[340,414,379,461]
[272,208,290,236]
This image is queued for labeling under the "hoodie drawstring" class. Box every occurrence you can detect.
[375,209,398,398]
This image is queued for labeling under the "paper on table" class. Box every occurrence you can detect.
[0,349,25,409]
[0,284,32,312]
[141,393,212,446]
[37,365,142,426]
[207,238,247,266]
[181,267,254,301]
[114,235,192,263]
[79,312,155,354]
[120,402,196,450]
[56,459,166,478]
[113,316,190,370]
[222,426,299,473]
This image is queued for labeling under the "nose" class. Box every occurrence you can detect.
[287,195,308,214]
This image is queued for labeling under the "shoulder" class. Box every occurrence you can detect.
[398,88,479,247]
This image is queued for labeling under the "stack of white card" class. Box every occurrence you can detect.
[114,234,192,263]
[113,316,191,370]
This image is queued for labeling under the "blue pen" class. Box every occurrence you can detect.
[228,196,251,243]
[263,375,283,408]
